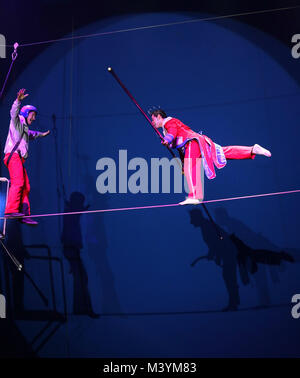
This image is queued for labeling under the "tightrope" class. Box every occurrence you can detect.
[1,189,299,220]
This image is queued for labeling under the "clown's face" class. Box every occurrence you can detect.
[27,111,36,125]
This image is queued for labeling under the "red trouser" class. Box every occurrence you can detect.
[4,153,31,215]
[184,141,254,199]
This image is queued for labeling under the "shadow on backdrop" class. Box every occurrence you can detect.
[189,207,240,311]
[76,152,123,316]
[214,207,296,298]
[61,191,100,318]
[189,207,295,311]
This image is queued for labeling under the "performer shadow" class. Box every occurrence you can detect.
[189,208,295,311]
[189,208,240,311]
[83,195,123,316]
[229,233,294,286]
[76,152,122,316]
[214,207,295,306]
[61,191,100,318]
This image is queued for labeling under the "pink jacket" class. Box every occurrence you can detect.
[163,117,227,179]
[4,99,43,159]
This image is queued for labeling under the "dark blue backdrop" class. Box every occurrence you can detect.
[0,12,300,357]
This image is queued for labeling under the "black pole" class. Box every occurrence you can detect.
[108,67,177,159]
[202,204,223,240]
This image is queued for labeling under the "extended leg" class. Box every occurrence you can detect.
[222,144,271,159]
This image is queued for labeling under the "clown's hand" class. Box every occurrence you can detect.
[17,88,29,101]
[41,130,51,137]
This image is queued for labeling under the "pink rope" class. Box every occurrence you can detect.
[200,189,300,204]
[1,189,299,220]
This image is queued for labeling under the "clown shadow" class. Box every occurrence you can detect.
[75,152,123,316]
[61,191,100,318]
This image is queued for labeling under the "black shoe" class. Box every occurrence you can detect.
[20,217,38,226]
[4,212,25,219]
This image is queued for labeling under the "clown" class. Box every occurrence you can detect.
[3,88,50,225]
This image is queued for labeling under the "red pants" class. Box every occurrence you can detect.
[184,141,254,199]
[4,153,31,215]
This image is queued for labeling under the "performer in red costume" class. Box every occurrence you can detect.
[150,109,271,205]
[3,88,50,225]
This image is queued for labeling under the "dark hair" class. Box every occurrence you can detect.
[149,109,167,118]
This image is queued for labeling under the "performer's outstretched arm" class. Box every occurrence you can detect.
[10,88,28,132]
[28,129,50,140]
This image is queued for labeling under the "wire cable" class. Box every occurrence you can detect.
[2,5,300,48]
[1,189,299,220]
